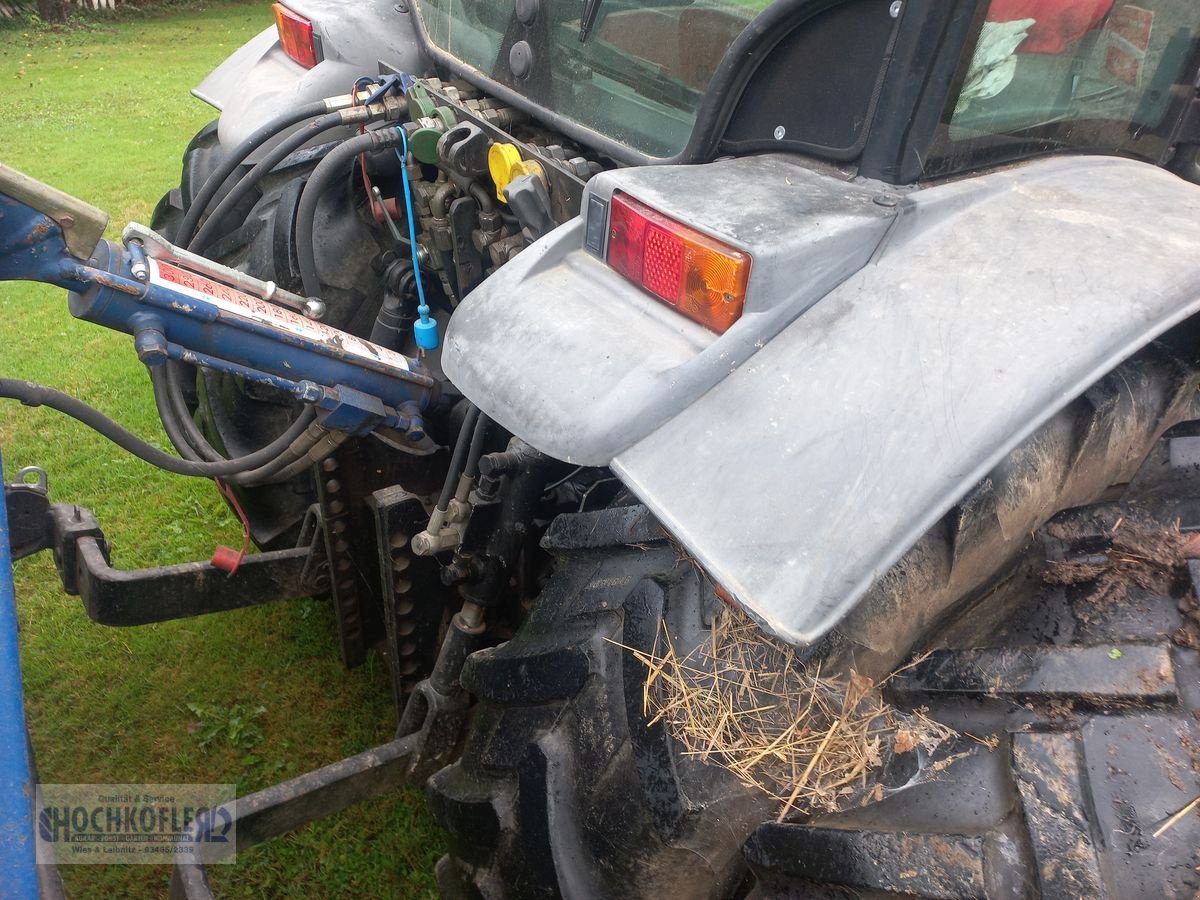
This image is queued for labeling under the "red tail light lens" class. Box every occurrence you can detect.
[273,3,321,69]
[607,192,750,334]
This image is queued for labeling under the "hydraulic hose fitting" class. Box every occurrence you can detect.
[133,325,168,367]
[341,92,409,126]
[477,441,540,478]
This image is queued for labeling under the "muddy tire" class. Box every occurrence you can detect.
[148,120,318,548]
[150,119,256,246]
[428,504,773,900]
[428,339,1200,898]
[150,124,403,549]
[147,125,448,678]
[745,486,1200,898]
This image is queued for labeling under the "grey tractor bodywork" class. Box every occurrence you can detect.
[193,0,429,159]
[194,4,1200,647]
[445,153,1200,644]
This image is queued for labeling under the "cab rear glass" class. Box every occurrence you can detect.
[926,0,1200,177]
[414,0,764,157]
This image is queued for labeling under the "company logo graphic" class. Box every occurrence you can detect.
[35,784,236,865]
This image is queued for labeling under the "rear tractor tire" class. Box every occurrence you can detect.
[429,337,1200,899]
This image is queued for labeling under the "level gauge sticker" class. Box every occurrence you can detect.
[148,259,411,372]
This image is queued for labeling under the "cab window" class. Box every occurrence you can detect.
[926,0,1200,176]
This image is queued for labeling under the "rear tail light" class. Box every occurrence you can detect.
[273,3,321,69]
[606,192,750,334]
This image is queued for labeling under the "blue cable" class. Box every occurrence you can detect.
[395,126,438,351]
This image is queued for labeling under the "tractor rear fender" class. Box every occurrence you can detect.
[191,0,429,160]
[444,154,1200,646]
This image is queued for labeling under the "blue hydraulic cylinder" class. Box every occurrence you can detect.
[0,452,38,899]
[0,184,435,419]
[70,240,434,412]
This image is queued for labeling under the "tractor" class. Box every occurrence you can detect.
[3,0,1200,896]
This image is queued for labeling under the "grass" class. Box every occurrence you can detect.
[0,4,444,896]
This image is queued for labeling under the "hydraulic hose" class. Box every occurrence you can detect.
[436,404,481,513]
[188,110,349,254]
[152,367,325,485]
[244,428,349,484]
[294,127,407,299]
[0,378,316,478]
[163,364,224,462]
[463,412,490,481]
[152,368,205,462]
[176,99,336,249]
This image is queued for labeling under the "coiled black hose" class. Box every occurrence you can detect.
[175,100,331,248]
[1,377,315,478]
[163,364,224,462]
[152,367,206,463]
[294,127,408,299]
[151,367,323,485]
[188,110,349,254]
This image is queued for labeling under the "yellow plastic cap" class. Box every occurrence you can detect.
[488,143,523,203]
[488,143,548,203]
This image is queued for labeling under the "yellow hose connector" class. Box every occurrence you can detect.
[487,142,547,203]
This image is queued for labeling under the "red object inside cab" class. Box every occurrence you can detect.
[987,0,1115,53]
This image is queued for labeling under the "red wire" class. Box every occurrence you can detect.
[352,77,379,220]
[214,477,251,570]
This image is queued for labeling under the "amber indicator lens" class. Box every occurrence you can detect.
[606,192,750,334]
[273,3,320,69]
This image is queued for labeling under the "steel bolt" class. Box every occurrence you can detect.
[889,0,902,16]
[773,125,786,141]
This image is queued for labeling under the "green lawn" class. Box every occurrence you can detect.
[0,4,443,896]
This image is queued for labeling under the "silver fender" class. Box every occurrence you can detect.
[192,0,430,159]
[445,154,1200,646]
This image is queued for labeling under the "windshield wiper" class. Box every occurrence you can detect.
[579,0,603,43]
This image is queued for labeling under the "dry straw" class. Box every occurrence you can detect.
[613,605,963,821]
